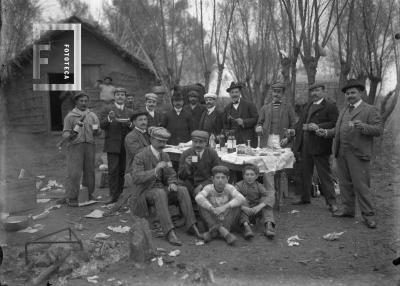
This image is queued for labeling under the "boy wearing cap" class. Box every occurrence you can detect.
[100,87,134,204]
[195,166,246,245]
[223,82,258,147]
[145,93,163,127]
[292,83,339,212]
[161,91,193,145]
[199,93,223,135]
[62,92,100,207]
[178,130,221,198]
[131,127,202,246]
[316,79,382,229]
[235,164,276,239]
[183,90,206,130]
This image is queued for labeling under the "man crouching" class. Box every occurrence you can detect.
[195,166,246,245]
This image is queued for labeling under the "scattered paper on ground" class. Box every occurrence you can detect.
[168,250,181,257]
[85,209,104,219]
[323,231,345,241]
[94,232,110,240]
[107,225,131,233]
[290,210,300,214]
[37,199,50,203]
[78,200,98,207]
[87,275,99,283]
[219,261,227,265]
[287,235,303,246]
[157,257,163,267]
[18,224,44,233]
[195,240,205,246]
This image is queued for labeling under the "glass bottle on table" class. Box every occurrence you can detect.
[227,130,236,153]
[209,133,216,149]
[218,130,225,151]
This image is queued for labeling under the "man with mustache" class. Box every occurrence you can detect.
[145,93,163,127]
[199,93,223,136]
[183,90,206,130]
[223,82,258,147]
[130,127,203,245]
[293,83,338,213]
[317,79,382,228]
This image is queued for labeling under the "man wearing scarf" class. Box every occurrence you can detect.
[62,92,100,207]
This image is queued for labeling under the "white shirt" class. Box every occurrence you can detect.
[195,149,205,159]
[207,106,216,115]
[99,84,116,101]
[351,99,362,109]
[114,103,124,110]
[150,145,160,160]
[146,106,155,117]
[174,107,182,115]
[135,127,146,134]
[233,99,240,110]
[313,98,324,105]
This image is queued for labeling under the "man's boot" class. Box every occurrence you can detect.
[243,223,254,240]
[167,229,183,246]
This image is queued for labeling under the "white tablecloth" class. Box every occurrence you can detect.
[163,147,295,173]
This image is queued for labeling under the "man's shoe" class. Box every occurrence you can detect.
[265,222,276,239]
[224,232,237,245]
[364,218,377,229]
[190,224,203,239]
[167,230,183,246]
[202,231,212,243]
[243,224,254,240]
[105,198,118,205]
[332,210,354,217]
[291,199,311,205]
[328,204,339,213]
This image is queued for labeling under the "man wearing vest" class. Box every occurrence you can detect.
[318,79,382,228]
[293,83,339,212]
[199,93,223,136]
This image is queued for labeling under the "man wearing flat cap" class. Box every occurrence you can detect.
[183,90,206,130]
[100,87,134,204]
[316,79,382,229]
[292,82,339,211]
[161,91,193,145]
[124,109,150,175]
[145,93,163,127]
[223,82,259,147]
[130,127,203,245]
[62,92,100,207]
[195,165,246,245]
[199,93,223,135]
[178,130,221,198]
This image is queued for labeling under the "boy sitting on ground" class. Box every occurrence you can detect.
[195,165,246,245]
[235,164,276,239]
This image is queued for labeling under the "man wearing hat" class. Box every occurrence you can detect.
[100,87,134,204]
[145,93,163,127]
[126,92,135,110]
[292,83,339,212]
[223,82,258,147]
[195,165,246,245]
[317,79,382,228]
[62,92,100,206]
[183,90,206,130]
[130,127,202,245]
[199,93,223,135]
[124,109,150,175]
[178,130,221,198]
[161,91,193,145]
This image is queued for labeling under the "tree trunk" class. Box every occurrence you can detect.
[215,64,224,96]
[204,70,211,92]
[337,62,351,109]
[368,76,381,105]
[304,57,318,87]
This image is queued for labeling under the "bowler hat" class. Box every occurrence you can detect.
[271,82,286,90]
[212,165,230,176]
[309,82,325,91]
[188,90,200,97]
[191,130,209,141]
[226,82,243,93]
[130,109,148,121]
[341,79,365,93]
[171,91,184,101]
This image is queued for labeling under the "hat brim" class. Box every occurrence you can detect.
[151,136,169,141]
[226,86,242,93]
[341,84,365,93]
[130,112,148,121]
[309,84,325,91]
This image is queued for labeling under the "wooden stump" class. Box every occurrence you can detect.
[129,216,154,263]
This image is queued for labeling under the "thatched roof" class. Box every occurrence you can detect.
[5,15,155,79]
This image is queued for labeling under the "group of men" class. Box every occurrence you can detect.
[61,77,382,246]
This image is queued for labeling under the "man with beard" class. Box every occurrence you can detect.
[223,82,258,147]
[125,109,150,175]
[317,79,382,228]
[100,87,134,204]
[161,92,193,145]
[145,93,163,127]
[292,83,338,213]
[178,130,221,198]
[199,93,223,136]
[130,127,203,245]
[62,92,100,207]
[183,90,206,130]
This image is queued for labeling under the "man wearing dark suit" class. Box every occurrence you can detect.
[319,80,382,228]
[124,109,150,175]
[293,83,338,211]
[100,87,134,204]
[130,127,203,245]
[223,82,258,147]
[178,130,221,198]
[161,92,193,145]
[199,93,223,136]
[145,93,163,127]
[183,90,206,130]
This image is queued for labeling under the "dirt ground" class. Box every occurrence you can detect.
[0,130,399,286]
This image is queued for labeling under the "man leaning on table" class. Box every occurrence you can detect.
[178,130,221,198]
[316,79,382,228]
